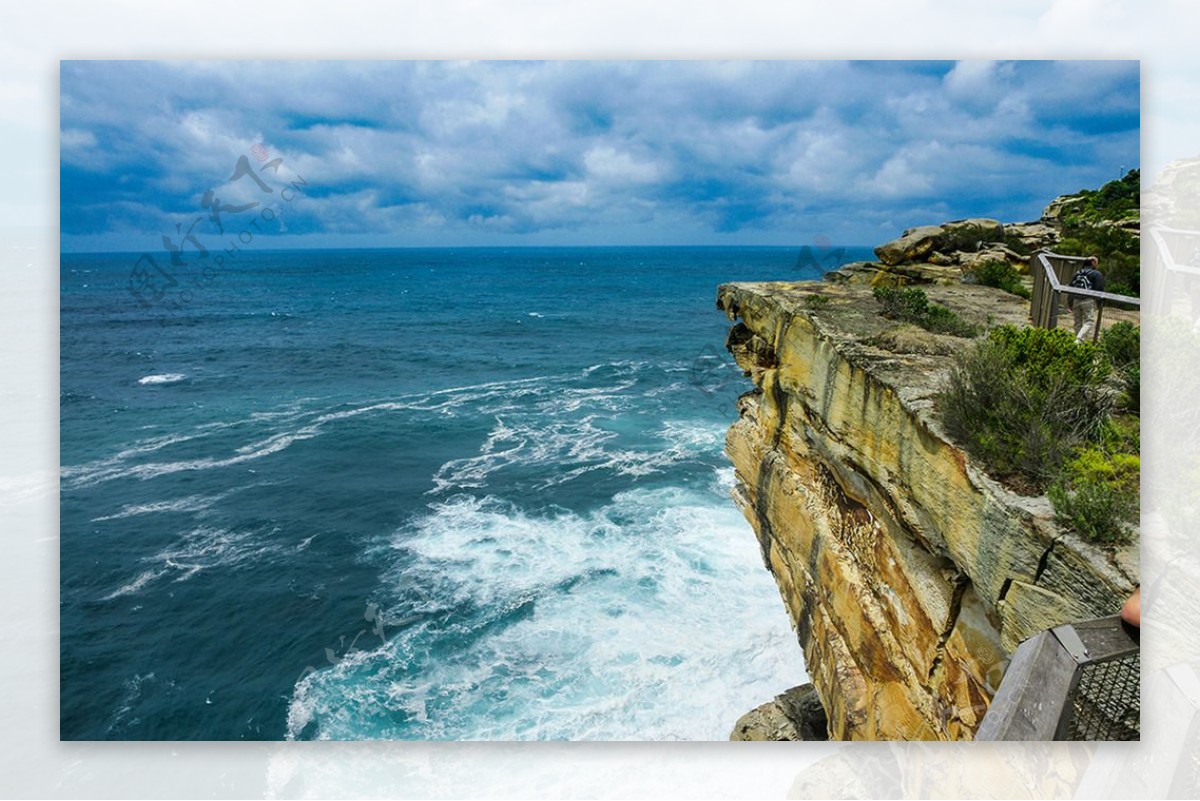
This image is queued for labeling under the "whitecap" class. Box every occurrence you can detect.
[65,371,642,492]
[101,525,286,601]
[100,569,167,601]
[138,373,186,385]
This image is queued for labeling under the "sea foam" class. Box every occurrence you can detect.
[285,484,806,741]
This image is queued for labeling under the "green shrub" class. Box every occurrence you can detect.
[1096,322,1140,411]
[1051,170,1140,295]
[1048,446,1139,545]
[872,287,981,338]
[804,294,831,310]
[1121,364,1140,413]
[936,224,1032,256]
[938,326,1114,488]
[988,325,1111,385]
[1100,321,1140,367]
[1059,170,1140,225]
[970,260,1032,299]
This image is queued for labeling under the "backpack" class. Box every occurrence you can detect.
[1069,268,1096,292]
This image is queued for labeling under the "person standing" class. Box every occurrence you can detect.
[1068,256,1105,342]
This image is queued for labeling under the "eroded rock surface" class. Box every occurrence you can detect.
[717,281,1136,740]
[729,683,829,741]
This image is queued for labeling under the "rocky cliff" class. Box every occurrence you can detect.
[718,277,1138,740]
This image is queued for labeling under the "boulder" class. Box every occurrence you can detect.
[826,261,958,287]
[1004,221,1060,252]
[875,225,945,266]
[942,218,1005,240]
[1042,195,1087,224]
[959,246,1026,271]
[825,261,890,286]
[730,684,829,741]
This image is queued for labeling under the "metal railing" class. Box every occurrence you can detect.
[976,616,1140,741]
[1029,251,1141,340]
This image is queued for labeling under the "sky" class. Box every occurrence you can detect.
[59,60,1140,251]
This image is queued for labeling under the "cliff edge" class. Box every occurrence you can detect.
[717,278,1137,740]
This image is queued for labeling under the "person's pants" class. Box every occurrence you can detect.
[1073,298,1097,342]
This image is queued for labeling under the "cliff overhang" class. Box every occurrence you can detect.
[718,280,1137,740]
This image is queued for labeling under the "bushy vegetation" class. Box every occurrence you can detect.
[1059,170,1140,225]
[872,287,980,338]
[939,322,1140,545]
[939,326,1113,489]
[1120,364,1140,413]
[969,260,1032,299]
[1053,170,1141,296]
[804,294,831,310]
[1100,321,1140,367]
[1048,446,1139,545]
[1100,321,1141,412]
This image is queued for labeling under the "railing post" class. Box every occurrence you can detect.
[976,630,1077,740]
[977,616,1139,741]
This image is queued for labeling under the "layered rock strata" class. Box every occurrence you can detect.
[718,281,1137,740]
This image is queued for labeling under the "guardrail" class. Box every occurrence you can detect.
[976,616,1140,741]
[1029,250,1141,340]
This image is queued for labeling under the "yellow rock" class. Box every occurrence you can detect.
[717,280,1137,740]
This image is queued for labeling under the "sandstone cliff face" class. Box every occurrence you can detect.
[718,281,1137,740]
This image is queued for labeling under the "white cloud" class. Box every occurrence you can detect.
[59,60,1141,246]
[944,60,998,96]
[583,146,660,183]
[59,127,95,151]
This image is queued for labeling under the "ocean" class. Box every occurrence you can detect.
[59,245,870,740]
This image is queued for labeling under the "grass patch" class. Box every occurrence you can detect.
[872,287,980,338]
[804,294,831,310]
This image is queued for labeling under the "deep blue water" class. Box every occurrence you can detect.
[59,246,870,740]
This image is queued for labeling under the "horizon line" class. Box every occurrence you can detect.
[60,242,879,257]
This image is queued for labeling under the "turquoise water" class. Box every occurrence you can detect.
[59,246,869,740]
